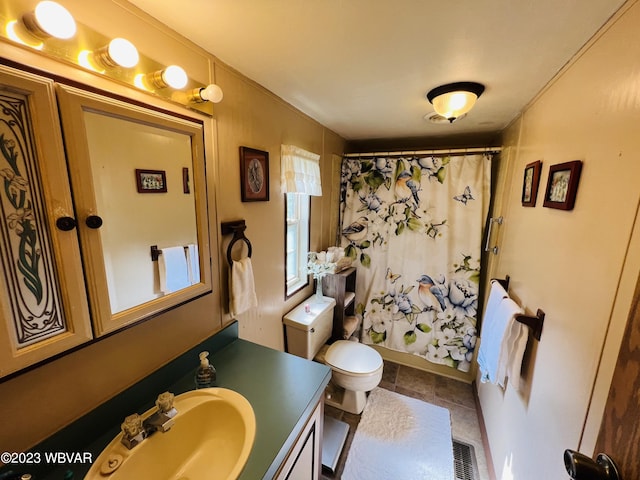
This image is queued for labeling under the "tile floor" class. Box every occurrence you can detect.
[321,360,491,480]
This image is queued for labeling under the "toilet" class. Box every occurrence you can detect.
[283,295,383,414]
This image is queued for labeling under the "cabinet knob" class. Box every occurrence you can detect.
[55,216,77,231]
[85,215,103,229]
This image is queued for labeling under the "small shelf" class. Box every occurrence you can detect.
[344,292,356,309]
[322,267,359,341]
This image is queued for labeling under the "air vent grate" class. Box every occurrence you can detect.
[453,439,478,480]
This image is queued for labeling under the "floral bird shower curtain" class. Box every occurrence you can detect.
[339,153,492,372]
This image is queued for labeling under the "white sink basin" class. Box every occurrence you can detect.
[87,388,256,480]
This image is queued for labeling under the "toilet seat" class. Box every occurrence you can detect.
[325,340,383,376]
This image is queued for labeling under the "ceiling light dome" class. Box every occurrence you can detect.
[426,82,485,123]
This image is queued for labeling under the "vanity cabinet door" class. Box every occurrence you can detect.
[0,66,93,378]
[275,400,323,480]
[55,84,212,336]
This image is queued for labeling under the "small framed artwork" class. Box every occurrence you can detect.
[522,160,542,207]
[543,160,582,210]
[240,146,269,202]
[135,169,167,193]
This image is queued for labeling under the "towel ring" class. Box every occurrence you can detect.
[221,220,253,266]
[227,236,252,266]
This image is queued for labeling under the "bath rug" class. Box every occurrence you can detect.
[342,387,454,480]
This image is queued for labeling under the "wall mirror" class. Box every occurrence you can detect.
[56,84,212,337]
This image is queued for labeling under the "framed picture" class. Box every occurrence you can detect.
[543,160,582,210]
[135,169,167,193]
[240,146,269,202]
[522,160,542,207]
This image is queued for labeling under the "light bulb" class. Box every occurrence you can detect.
[24,1,76,40]
[162,65,188,89]
[104,38,139,68]
[199,84,223,103]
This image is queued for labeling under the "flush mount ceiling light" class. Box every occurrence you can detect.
[22,1,77,40]
[426,82,485,123]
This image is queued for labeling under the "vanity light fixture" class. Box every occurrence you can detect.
[426,82,485,123]
[22,1,77,40]
[146,65,189,90]
[188,84,224,103]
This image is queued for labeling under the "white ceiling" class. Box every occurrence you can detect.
[128,0,625,142]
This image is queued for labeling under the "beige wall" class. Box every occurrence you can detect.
[214,63,345,349]
[0,0,343,453]
[478,2,640,478]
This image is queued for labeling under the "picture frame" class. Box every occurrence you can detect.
[522,160,542,207]
[239,146,269,202]
[135,169,167,193]
[543,160,582,210]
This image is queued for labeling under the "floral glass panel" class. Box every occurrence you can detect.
[0,90,67,346]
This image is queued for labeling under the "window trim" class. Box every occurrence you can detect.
[284,193,311,299]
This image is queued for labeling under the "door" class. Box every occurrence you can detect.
[594,269,640,478]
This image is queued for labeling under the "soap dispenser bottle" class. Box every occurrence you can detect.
[195,351,216,389]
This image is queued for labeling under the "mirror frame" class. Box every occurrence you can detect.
[56,84,212,337]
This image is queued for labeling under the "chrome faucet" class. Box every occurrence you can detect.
[121,392,178,449]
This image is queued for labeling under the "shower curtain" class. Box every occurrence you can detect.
[339,153,491,372]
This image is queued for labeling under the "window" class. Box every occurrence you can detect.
[285,193,310,297]
[281,144,321,297]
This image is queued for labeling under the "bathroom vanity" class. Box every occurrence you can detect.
[0,321,331,479]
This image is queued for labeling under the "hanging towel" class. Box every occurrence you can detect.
[158,246,190,294]
[229,257,258,316]
[485,279,508,322]
[186,244,200,285]
[477,296,523,385]
[505,321,529,391]
[495,315,527,388]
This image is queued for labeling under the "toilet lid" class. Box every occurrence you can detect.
[325,340,383,375]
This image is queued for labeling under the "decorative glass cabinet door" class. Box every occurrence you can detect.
[0,65,93,378]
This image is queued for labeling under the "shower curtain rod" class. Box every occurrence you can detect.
[343,146,502,158]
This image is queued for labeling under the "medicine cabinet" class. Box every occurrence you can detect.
[0,63,212,378]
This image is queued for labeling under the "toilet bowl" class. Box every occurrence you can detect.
[283,295,383,414]
[319,340,383,414]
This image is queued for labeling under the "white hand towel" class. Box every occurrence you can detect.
[496,316,526,388]
[229,258,258,316]
[186,244,200,285]
[506,322,529,391]
[484,279,508,322]
[478,297,523,385]
[158,246,190,294]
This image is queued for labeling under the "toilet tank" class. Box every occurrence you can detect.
[283,296,336,359]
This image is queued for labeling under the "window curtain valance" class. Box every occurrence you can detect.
[281,144,322,196]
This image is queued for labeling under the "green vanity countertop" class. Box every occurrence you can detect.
[0,321,331,479]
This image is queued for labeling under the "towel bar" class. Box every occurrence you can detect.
[221,220,253,266]
[150,244,190,261]
[515,309,545,341]
[492,276,545,341]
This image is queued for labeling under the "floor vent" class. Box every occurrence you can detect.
[453,439,478,480]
